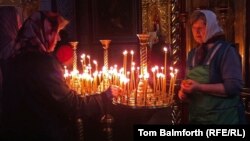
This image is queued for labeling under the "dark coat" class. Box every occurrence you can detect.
[1,51,109,141]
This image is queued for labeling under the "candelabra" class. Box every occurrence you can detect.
[99,40,114,141]
[64,37,177,108]
[69,41,79,71]
[135,34,154,106]
[67,41,81,94]
[100,40,111,68]
[98,40,112,92]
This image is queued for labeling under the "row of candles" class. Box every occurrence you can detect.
[64,47,178,107]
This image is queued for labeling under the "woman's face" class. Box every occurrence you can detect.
[191,19,206,44]
[44,19,61,52]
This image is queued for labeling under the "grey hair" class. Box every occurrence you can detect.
[189,10,206,25]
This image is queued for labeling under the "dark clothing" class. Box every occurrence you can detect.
[0,6,19,60]
[0,6,20,129]
[186,40,246,124]
[187,40,243,96]
[1,51,109,140]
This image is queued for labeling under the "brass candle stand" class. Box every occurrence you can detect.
[100,40,111,68]
[67,41,81,94]
[69,41,79,71]
[98,40,112,92]
[135,34,154,107]
[64,37,177,109]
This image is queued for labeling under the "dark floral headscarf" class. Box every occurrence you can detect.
[15,11,68,54]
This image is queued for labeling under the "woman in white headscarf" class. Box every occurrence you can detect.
[178,10,246,124]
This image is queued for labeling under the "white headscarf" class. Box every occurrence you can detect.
[198,10,224,43]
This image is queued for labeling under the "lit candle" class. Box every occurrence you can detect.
[87,55,91,66]
[169,67,174,95]
[93,60,98,72]
[160,73,163,94]
[151,67,156,94]
[169,72,174,95]
[161,73,166,94]
[130,62,135,90]
[127,71,130,95]
[144,72,149,106]
[156,73,160,93]
[130,50,134,66]
[163,47,168,94]
[80,60,83,72]
[163,47,168,76]
[81,54,86,71]
[171,69,178,99]
[123,50,128,75]
[88,64,92,76]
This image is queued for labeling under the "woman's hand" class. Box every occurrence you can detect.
[181,79,200,94]
[178,79,200,102]
[178,88,189,102]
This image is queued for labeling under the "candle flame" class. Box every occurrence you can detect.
[151,67,156,72]
[123,50,128,55]
[93,60,97,65]
[81,54,85,59]
[163,47,168,52]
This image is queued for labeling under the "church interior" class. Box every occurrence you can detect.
[0,0,249,141]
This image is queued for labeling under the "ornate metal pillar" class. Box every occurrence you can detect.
[141,0,183,124]
[69,41,78,71]
[100,40,111,69]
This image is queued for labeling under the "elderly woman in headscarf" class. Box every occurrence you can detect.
[178,10,246,124]
[1,11,121,140]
